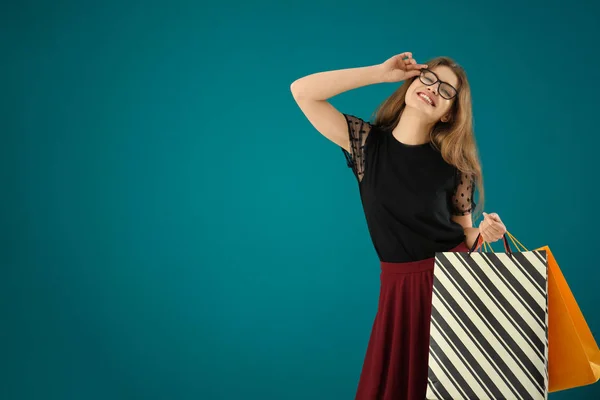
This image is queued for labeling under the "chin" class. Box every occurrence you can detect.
[407,97,434,116]
[415,92,444,117]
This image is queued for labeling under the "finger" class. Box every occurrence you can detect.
[396,52,412,60]
[483,222,502,236]
[490,219,506,231]
[478,221,487,234]
[404,69,421,79]
[482,223,500,238]
[483,213,500,227]
[486,223,504,236]
[482,228,499,242]
[480,231,489,243]
[488,213,502,222]
[481,226,492,240]
[406,63,428,70]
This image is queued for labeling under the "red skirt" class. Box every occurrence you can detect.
[355,241,470,400]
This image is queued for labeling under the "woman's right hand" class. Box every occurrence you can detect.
[378,52,428,83]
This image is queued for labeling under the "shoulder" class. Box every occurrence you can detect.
[366,123,387,146]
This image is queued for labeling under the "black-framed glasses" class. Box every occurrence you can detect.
[419,69,458,100]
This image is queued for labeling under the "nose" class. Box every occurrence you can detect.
[427,83,440,95]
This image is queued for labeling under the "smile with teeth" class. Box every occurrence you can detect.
[417,92,435,106]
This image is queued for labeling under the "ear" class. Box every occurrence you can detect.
[441,114,450,123]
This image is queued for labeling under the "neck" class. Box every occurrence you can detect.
[392,107,434,145]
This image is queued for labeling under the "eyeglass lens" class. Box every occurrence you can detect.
[420,70,457,99]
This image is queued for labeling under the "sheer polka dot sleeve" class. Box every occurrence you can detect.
[451,169,477,216]
[340,114,373,182]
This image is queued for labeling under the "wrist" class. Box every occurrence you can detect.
[368,64,387,84]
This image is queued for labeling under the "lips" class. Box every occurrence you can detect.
[417,91,436,107]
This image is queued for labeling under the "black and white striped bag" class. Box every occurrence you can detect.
[426,232,549,400]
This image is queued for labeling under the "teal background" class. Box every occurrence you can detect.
[3,0,599,399]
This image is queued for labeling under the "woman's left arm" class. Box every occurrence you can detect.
[451,214,479,248]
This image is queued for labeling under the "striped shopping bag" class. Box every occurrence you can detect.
[426,232,549,400]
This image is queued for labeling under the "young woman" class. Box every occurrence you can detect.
[290,52,508,399]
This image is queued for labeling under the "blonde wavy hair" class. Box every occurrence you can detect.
[370,56,484,220]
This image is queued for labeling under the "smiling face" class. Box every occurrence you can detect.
[405,65,460,123]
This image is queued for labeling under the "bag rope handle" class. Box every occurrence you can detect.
[468,230,528,256]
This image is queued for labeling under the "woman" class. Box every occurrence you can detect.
[290,52,508,399]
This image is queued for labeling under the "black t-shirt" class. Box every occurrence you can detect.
[341,114,477,263]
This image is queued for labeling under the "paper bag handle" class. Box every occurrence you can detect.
[467,231,529,256]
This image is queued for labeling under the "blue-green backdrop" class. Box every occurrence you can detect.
[3,0,599,399]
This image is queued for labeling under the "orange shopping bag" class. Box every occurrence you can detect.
[505,232,600,393]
